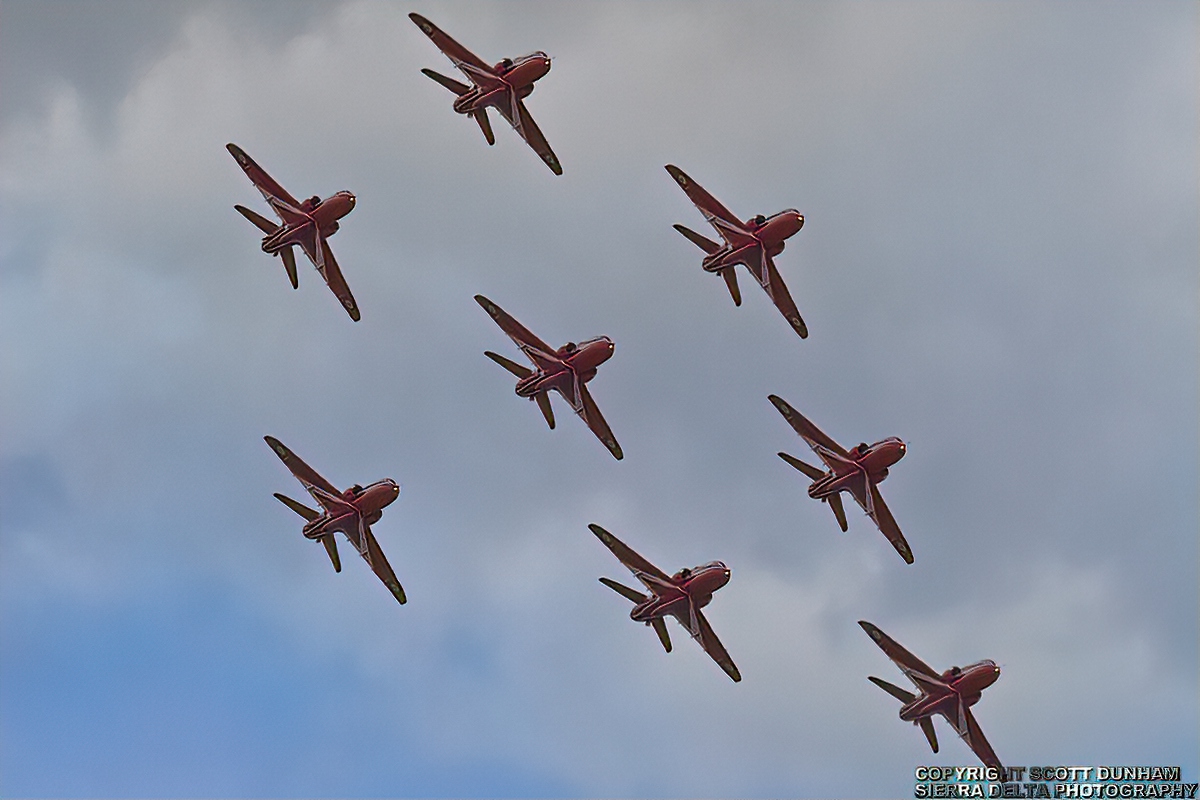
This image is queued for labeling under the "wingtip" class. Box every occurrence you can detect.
[587,523,610,542]
[767,394,791,416]
[664,164,688,186]
[858,620,884,641]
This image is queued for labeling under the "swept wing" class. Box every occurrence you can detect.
[265,436,341,500]
[665,165,754,248]
[684,602,742,682]
[227,143,306,225]
[952,704,1005,778]
[409,13,498,88]
[576,382,623,460]
[768,395,850,464]
[475,294,560,372]
[588,523,672,591]
[494,97,562,175]
[758,252,808,338]
[859,621,944,695]
[360,523,407,605]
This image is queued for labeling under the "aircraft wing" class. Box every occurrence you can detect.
[265,436,341,498]
[226,143,306,224]
[474,295,560,372]
[684,603,742,682]
[865,482,913,564]
[941,701,1006,778]
[409,13,498,88]
[575,381,623,460]
[767,395,850,466]
[760,253,808,338]
[665,165,753,247]
[317,238,360,321]
[494,97,562,175]
[859,621,945,695]
[361,523,407,605]
[589,524,672,591]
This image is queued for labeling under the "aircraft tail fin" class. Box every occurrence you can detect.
[235,204,278,234]
[869,675,916,704]
[421,68,471,96]
[673,223,721,254]
[828,492,849,532]
[274,492,320,521]
[599,578,672,652]
[778,451,825,481]
[599,576,646,603]
[485,350,532,379]
[473,109,495,146]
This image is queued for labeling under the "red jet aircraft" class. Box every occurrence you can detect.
[590,524,741,682]
[265,436,406,605]
[475,294,622,460]
[769,395,913,563]
[410,13,562,175]
[227,143,361,321]
[666,165,808,337]
[860,621,1006,779]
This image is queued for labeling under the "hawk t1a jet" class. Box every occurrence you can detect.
[227,144,361,321]
[410,12,561,175]
[666,164,808,337]
[860,621,1006,779]
[769,395,913,563]
[475,294,622,460]
[591,524,740,682]
[265,436,406,605]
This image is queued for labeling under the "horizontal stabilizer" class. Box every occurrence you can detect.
[535,392,555,429]
[274,492,320,521]
[421,67,471,96]
[828,492,849,532]
[599,576,646,603]
[235,204,278,234]
[651,618,672,653]
[869,675,916,704]
[920,717,939,754]
[778,451,825,482]
[721,267,742,306]
[474,108,495,146]
[279,245,298,289]
[485,350,532,379]
[320,534,342,573]
[672,223,721,254]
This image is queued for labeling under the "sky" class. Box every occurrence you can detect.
[0,1,1196,797]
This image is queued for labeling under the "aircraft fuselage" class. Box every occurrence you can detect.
[629,561,731,622]
[899,660,1001,722]
[514,336,615,398]
[452,52,550,115]
[702,209,804,273]
[808,437,906,499]
[301,478,399,541]
[262,191,356,254]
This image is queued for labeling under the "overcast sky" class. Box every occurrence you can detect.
[1,1,1196,797]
